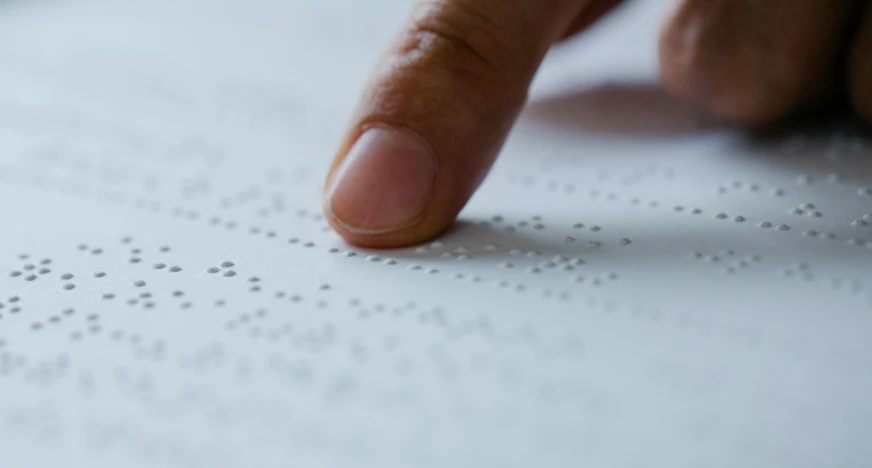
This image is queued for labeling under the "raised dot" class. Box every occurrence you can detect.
[223,270,237,277]
[771,188,785,197]
[169,266,181,272]
[618,238,632,245]
[859,188,871,196]
[789,208,804,216]
[133,280,146,287]
[23,264,35,271]
[440,252,454,259]
[129,257,141,263]
[430,242,444,249]
[343,251,357,258]
[584,240,601,248]
[207,267,219,273]
[102,294,114,300]
[802,230,818,237]
[328,247,340,253]
[714,213,728,220]
[10,271,21,277]
[847,238,865,246]
[589,226,601,232]
[25,275,37,281]
[509,249,523,256]
[160,246,170,252]
[853,219,868,227]
[500,262,514,269]
[758,221,772,228]
[384,259,397,265]
[565,236,577,244]
[776,224,790,231]
[366,255,382,262]
[733,216,746,223]
[9,296,19,303]
[526,267,541,274]
[38,268,50,274]
[456,254,471,260]
[525,250,540,257]
[63,283,75,290]
[807,211,822,218]
[484,243,499,251]
[221,261,234,268]
[60,273,73,280]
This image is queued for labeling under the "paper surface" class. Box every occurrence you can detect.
[1,1,871,467]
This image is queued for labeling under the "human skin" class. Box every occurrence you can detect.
[323,0,872,248]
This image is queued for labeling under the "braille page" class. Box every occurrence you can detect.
[1,1,871,467]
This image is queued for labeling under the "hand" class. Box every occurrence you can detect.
[322,0,868,248]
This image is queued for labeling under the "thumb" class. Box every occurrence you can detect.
[323,0,588,248]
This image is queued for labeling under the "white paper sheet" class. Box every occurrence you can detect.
[1,1,871,467]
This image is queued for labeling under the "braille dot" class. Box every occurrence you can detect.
[94,272,106,278]
[102,294,115,300]
[133,280,146,287]
[484,243,499,251]
[139,292,152,299]
[673,206,684,212]
[221,261,234,268]
[430,242,443,249]
[500,262,514,269]
[8,296,19,303]
[714,213,728,220]
[129,257,141,263]
[60,273,73,280]
[366,255,382,262]
[807,211,822,218]
[153,263,166,269]
[288,238,299,244]
[789,208,804,215]
[618,238,632,245]
[23,264,35,271]
[384,259,397,265]
[733,216,746,223]
[169,266,181,272]
[328,247,340,253]
[565,236,577,244]
[427,268,439,274]
[771,188,785,196]
[25,275,37,281]
[63,283,75,290]
[172,290,184,297]
[10,271,21,277]
[440,252,454,259]
[797,175,811,185]
[77,244,88,251]
[691,208,703,215]
[589,226,601,232]
[758,221,772,228]
[585,240,601,248]
[776,224,790,231]
[853,219,868,227]
[223,270,237,277]
[802,230,818,237]
[38,268,50,274]
[181,302,192,309]
[160,246,170,252]
[303,242,315,248]
[207,267,220,273]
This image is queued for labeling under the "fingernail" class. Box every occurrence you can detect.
[327,126,436,234]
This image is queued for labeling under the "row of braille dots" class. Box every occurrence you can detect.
[327,246,580,301]
[716,180,786,197]
[689,250,762,274]
[29,308,99,335]
[788,203,823,218]
[780,263,866,294]
[8,255,54,282]
[0,296,22,319]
